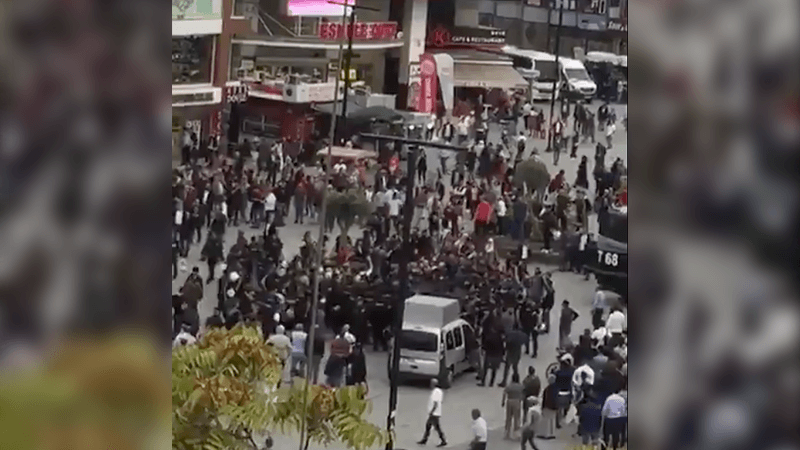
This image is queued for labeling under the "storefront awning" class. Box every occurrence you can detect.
[453,63,528,90]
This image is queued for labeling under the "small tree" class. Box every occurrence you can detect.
[324,189,374,239]
[513,158,550,201]
[0,335,170,450]
[172,325,387,450]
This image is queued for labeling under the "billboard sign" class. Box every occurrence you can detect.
[427,25,506,48]
[319,21,399,40]
[417,54,438,114]
[172,0,221,21]
[285,0,355,17]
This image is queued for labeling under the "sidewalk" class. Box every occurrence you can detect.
[267,422,580,450]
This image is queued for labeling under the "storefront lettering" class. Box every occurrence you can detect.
[608,20,627,32]
[318,21,398,40]
[427,25,506,47]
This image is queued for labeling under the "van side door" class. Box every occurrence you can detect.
[443,329,456,371]
[452,325,466,373]
[462,323,480,371]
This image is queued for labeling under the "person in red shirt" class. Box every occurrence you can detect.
[616,187,627,206]
[474,197,494,236]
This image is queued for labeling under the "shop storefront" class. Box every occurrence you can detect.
[230,21,402,95]
[171,87,222,160]
[226,24,403,144]
[424,26,528,116]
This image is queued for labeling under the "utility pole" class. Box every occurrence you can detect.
[297,4,348,450]
[328,1,380,143]
[546,0,564,155]
[359,133,466,450]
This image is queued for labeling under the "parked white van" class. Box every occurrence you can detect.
[503,46,560,101]
[392,295,479,388]
[560,57,597,100]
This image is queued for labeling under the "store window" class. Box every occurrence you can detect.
[233,0,246,17]
[231,45,329,84]
[172,36,214,85]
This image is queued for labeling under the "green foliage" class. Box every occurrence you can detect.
[0,335,171,450]
[514,158,550,197]
[172,325,387,450]
[324,189,374,237]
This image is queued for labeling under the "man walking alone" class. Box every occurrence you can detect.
[418,379,448,447]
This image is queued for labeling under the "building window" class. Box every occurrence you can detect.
[478,13,494,27]
[172,36,214,85]
[550,0,577,10]
[233,0,246,17]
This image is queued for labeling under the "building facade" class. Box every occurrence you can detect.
[473,0,627,56]
[172,0,250,159]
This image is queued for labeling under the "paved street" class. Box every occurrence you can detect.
[173,100,627,449]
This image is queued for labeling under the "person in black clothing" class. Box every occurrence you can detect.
[307,324,327,383]
[553,357,575,428]
[519,302,540,357]
[172,233,180,279]
[498,327,526,387]
[466,146,477,175]
[175,300,200,338]
[478,328,505,387]
[346,342,368,386]
[417,151,427,184]
[202,233,224,284]
[540,273,555,334]
[575,156,590,191]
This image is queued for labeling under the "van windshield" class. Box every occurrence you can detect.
[399,330,438,352]
[535,60,559,82]
[565,68,591,81]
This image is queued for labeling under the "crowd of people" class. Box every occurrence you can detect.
[172,95,627,449]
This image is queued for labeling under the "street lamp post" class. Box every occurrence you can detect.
[297,4,349,450]
[359,133,466,450]
[546,0,565,157]
[328,1,380,142]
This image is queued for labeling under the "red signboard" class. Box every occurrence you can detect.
[427,25,506,48]
[318,21,398,40]
[210,108,222,137]
[417,54,438,114]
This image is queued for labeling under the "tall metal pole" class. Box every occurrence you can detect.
[355,133,465,450]
[385,143,417,450]
[546,0,564,154]
[340,10,357,138]
[298,5,348,450]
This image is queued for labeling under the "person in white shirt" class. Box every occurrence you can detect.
[341,324,356,346]
[417,379,447,447]
[605,308,627,348]
[457,117,469,145]
[605,121,616,148]
[469,408,487,450]
[601,389,627,449]
[495,197,507,235]
[290,324,308,377]
[388,192,402,234]
[173,326,197,348]
[572,362,595,388]
[267,325,293,382]
[516,131,528,159]
[264,190,277,225]
[591,287,607,329]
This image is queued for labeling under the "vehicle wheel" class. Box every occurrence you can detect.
[439,366,454,389]
[545,362,559,380]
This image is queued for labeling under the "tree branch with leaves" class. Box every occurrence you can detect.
[172,325,387,450]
